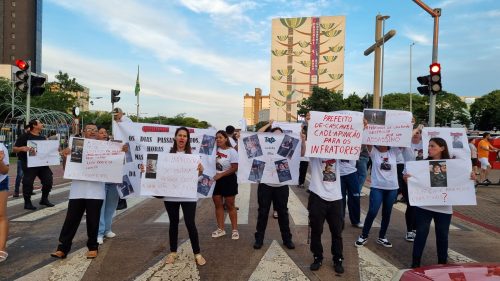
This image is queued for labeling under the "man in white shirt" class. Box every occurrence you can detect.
[112,108,133,123]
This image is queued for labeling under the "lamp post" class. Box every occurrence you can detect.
[409,42,415,113]
[379,15,390,109]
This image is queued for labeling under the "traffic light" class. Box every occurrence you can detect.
[30,74,46,96]
[429,62,442,94]
[111,89,121,104]
[14,59,30,93]
[416,75,431,96]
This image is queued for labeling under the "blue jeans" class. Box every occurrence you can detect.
[361,187,398,239]
[98,183,120,238]
[15,160,23,193]
[412,207,452,266]
[356,156,369,193]
[340,172,361,225]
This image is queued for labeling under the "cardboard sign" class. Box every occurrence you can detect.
[27,140,60,167]
[422,127,470,160]
[362,109,413,147]
[272,122,303,135]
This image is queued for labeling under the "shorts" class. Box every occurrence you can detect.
[0,177,9,192]
[479,157,491,169]
[213,174,238,197]
[471,158,478,166]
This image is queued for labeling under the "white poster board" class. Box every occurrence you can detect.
[406,159,476,206]
[305,110,364,160]
[27,140,60,167]
[237,132,301,184]
[272,122,303,135]
[362,109,413,147]
[113,121,217,199]
[422,127,470,160]
[141,153,199,198]
[63,137,125,183]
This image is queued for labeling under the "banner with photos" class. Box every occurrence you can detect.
[27,140,60,167]
[63,137,125,183]
[272,122,303,135]
[113,121,217,199]
[362,109,413,147]
[237,132,301,184]
[422,127,471,160]
[406,159,476,206]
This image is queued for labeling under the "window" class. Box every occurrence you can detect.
[11,56,15,61]
[11,33,15,39]
[12,12,16,18]
[12,1,16,7]
[11,22,15,28]
[11,45,16,50]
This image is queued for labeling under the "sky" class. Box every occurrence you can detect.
[42,0,500,129]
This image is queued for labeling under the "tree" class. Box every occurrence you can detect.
[297,86,343,115]
[30,71,83,113]
[343,93,363,111]
[434,91,470,127]
[54,71,84,93]
[470,90,500,130]
[138,113,211,128]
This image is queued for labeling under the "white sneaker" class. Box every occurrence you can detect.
[105,231,116,238]
[97,237,104,245]
[211,228,226,238]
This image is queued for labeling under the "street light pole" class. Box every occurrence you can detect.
[409,42,415,113]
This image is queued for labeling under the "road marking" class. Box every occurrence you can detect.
[357,246,399,281]
[6,237,20,247]
[15,247,92,281]
[134,240,200,281]
[12,201,69,222]
[248,240,309,281]
[448,249,477,263]
[7,185,70,207]
[82,196,148,223]
[225,183,251,225]
[154,209,184,223]
[287,188,309,226]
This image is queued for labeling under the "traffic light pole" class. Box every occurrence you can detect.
[25,60,32,125]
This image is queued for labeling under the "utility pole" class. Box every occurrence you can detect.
[413,0,441,126]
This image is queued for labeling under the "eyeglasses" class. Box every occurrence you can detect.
[85,128,98,132]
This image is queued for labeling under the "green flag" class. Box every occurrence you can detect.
[135,65,140,96]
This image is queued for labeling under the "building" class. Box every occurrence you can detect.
[270,16,346,121]
[459,96,477,110]
[243,88,270,127]
[1,0,43,73]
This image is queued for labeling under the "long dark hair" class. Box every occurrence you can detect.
[170,127,192,154]
[426,137,450,160]
[216,130,232,148]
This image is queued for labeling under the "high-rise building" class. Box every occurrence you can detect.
[1,0,43,73]
[243,88,270,127]
[270,16,346,122]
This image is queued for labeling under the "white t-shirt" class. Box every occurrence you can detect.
[339,160,357,176]
[0,143,9,183]
[411,141,424,160]
[120,115,133,123]
[469,143,477,159]
[309,158,342,202]
[216,147,238,173]
[69,180,105,200]
[229,137,237,148]
[369,147,399,190]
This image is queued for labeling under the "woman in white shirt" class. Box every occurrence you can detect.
[0,143,10,263]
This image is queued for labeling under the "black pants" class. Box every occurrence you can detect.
[299,161,309,185]
[400,172,416,232]
[164,201,200,255]
[308,192,343,260]
[21,161,53,197]
[255,184,292,243]
[57,199,103,254]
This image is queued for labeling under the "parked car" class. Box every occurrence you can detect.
[392,263,500,281]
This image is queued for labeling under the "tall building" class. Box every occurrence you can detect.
[1,0,43,73]
[243,88,270,127]
[270,16,346,122]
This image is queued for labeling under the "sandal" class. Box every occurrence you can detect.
[165,252,177,264]
[231,230,240,240]
[195,254,206,266]
[0,250,8,263]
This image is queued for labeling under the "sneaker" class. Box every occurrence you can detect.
[333,259,344,274]
[310,256,323,271]
[13,192,20,198]
[97,236,104,245]
[360,192,367,197]
[352,222,364,228]
[253,240,263,249]
[273,211,278,219]
[483,179,492,184]
[211,228,226,238]
[376,237,393,248]
[105,231,116,238]
[405,231,416,242]
[355,235,368,247]
[231,230,239,240]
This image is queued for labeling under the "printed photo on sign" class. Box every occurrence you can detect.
[275,159,292,183]
[120,175,134,197]
[380,154,392,171]
[277,135,299,159]
[199,135,216,155]
[197,174,213,196]
[243,134,263,158]
[452,135,464,149]
[27,140,37,156]
[124,142,133,163]
[429,160,447,187]
[145,154,158,179]
[364,110,386,126]
[70,138,84,163]
[248,159,265,182]
[322,160,337,182]
[414,148,424,160]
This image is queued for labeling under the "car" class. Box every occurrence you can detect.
[392,263,500,281]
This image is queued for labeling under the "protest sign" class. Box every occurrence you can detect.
[362,109,413,147]
[422,127,470,160]
[63,137,125,183]
[272,122,303,135]
[305,111,364,160]
[141,153,199,198]
[27,140,60,167]
[406,159,476,206]
[113,121,217,198]
[238,132,301,184]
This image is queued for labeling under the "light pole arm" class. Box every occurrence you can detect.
[412,0,439,17]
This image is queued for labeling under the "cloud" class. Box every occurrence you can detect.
[456,9,500,19]
[402,27,432,46]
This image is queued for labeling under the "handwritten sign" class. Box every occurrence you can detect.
[362,109,413,147]
[422,127,470,160]
[141,153,199,198]
[63,137,125,183]
[406,159,476,206]
[305,111,364,160]
[27,140,60,167]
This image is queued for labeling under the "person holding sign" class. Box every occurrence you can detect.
[0,143,10,263]
[212,130,239,240]
[404,138,476,268]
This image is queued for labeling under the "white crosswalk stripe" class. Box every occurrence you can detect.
[225,183,251,225]
[358,246,399,281]
[7,185,70,208]
[287,187,309,226]
[154,209,184,223]
[12,201,69,222]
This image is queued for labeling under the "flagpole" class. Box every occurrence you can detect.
[136,65,140,122]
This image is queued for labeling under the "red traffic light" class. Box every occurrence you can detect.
[430,63,441,74]
[15,59,29,71]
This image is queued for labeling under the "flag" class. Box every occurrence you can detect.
[135,65,140,96]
